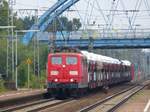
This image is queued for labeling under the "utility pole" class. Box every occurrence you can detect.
[7,0,15,80]
[33,9,40,77]
[49,32,55,53]
[36,9,40,77]
[27,62,30,89]
[49,16,57,53]
[88,36,94,52]
[15,31,18,89]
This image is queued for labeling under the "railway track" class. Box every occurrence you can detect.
[0,92,46,110]
[0,85,129,112]
[1,98,73,112]
[26,98,74,112]
[79,85,145,112]
[34,84,136,112]
[0,82,146,112]
[1,98,54,112]
[1,98,74,112]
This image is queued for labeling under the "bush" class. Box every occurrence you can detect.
[18,63,28,87]
[0,79,6,92]
[29,75,41,88]
[29,70,46,89]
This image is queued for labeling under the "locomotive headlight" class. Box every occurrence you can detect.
[54,78,58,82]
[69,71,78,75]
[51,71,59,75]
[70,78,74,82]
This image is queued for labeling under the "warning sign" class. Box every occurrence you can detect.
[26,58,32,64]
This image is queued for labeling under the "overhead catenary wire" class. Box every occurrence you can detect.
[107,0,120,32]
[5,0,150,38]
[144,0,150,16]
[83,0,91,30]
[131,0,142,28]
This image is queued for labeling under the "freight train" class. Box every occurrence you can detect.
[46,49,134,97]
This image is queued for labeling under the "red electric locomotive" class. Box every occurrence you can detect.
[46,49,134,97]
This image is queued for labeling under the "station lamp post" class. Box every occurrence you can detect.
[15,30,40,90]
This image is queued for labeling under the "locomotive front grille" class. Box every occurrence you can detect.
[48,82,78,89]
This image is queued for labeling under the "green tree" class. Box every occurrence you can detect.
[0,1,8,35]
[0,1,27,34]
[0,1,8,26]
[22,16,35,30]
[0,1,82,90]
[0,39,7,76]
[48,16,82,32]
[72,18,82,31]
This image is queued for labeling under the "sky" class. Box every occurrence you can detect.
[10,0,150,30]
[14,0,55,9]
[13,0,56,16]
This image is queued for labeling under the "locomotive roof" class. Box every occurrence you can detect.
[48,50,131,66]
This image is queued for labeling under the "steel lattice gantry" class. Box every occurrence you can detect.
[22,0,150,49]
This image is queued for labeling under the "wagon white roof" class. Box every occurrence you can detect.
[81,51,121,64]
[121,60,131,66]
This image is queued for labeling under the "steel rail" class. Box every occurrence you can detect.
[79,85,140,112]
[0,92,45,109]
[28,98,73,112]
[107,86,144,112]
[1,98,54,112]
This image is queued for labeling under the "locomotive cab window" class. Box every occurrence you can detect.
[51,56,62,64]
[66,57,77,65]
